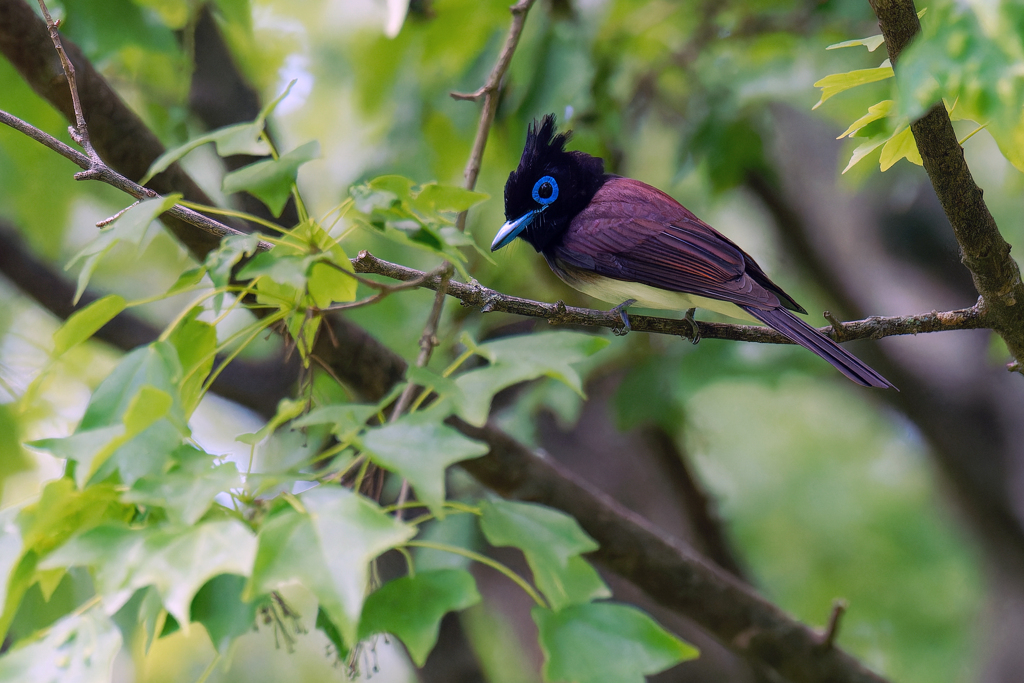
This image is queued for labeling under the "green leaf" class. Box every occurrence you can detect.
[17,479,129,557]
[39,342,189,487]
[0,606,122,683]
[141,81,296,184]
[836,100,894,139]
[123,446,241,525]
[3,482,128,635]
[190,574,259,654]
[166,266,206,295]
[236,398,306,446]
[405,366,462,404]
[122,385,173,436]
[812,65,894,110]
[842,135,889,174]
[453,332,609,427]
[0,404,30,493]
[479,499,609,611]
[141,123,272,185]
[0,508,25,633]
[410,183,488,215]
[307,259,357,308]
[41,519,257,628]
[879,125,923,171]
[204,233,262,291]
[247,487,415,648]
[360,414,489,517]
[168,308,217,416]
[358,175,416,208]
[80,342,183,431]
[29,425,125,489]
[292,403,379,441]
[316,608,346,658]
[52,295,126,357]
[533,602,698,683]
[358,569,480,666]
[826,35,885,52]
[223,140,320,217]
[349,175,488,273]
[66,194,181,304]
[236,252,312,290]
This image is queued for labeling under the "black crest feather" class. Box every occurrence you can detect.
[520,114,571,167]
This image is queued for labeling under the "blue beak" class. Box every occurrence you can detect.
[491,208,543,251]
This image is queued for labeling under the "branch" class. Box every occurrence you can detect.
[0,0,242,258]
[869,0,1024,369]
[452,0,538,231]
[0,109,270,249]
[642,427,749,580]
[352,250,990,344]
[4,87,985,351]
[33,0,99,165]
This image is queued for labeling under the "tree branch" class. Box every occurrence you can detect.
[452,0,537,232]
[869,0,1024,370]
[352,250,990,344]
[641,426,749,580]
[0,0,251,258]
[2,95,987,349]
[0,109,270,248]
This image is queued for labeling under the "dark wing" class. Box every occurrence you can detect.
[551,177,806,313]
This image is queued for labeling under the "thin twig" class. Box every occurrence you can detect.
[6,2,269,248]
[385,0,540,515]
[817,599,848,650]
[453,0,538,232]
[391,266,454,520]
[35,0,99,166]
[0,109,269,248]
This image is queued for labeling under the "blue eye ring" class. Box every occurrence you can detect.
[532,176,559,205]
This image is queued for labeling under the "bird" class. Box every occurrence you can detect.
[491,114,894,389]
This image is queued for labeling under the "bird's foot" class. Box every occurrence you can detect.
[607,299,636,336]
[683,308,700,345]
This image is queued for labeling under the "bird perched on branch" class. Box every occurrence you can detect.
[491,114,894,389]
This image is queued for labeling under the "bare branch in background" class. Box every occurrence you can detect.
[452,0,538,231]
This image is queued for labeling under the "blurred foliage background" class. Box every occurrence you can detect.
[4,0,1023,680]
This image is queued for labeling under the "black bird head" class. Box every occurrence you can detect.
[492,114,607,253]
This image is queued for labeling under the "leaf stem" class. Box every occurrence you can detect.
[405,540,547,608]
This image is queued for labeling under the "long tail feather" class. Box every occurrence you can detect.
[741,306,896,389]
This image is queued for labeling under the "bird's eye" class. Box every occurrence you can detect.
[532,175,559,205]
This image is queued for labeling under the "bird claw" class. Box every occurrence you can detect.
[684,308,700,345]
[608,299,636,336]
